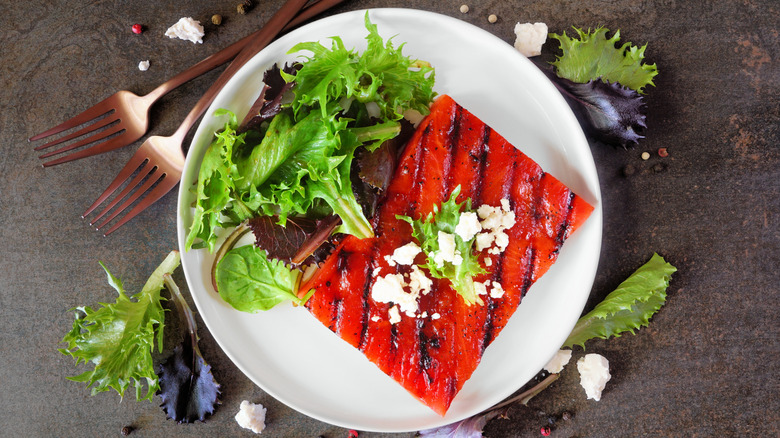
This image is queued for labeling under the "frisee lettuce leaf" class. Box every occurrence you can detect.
[398,186,486,306]
[563,253,676,348]
[59,251,181,401]
[549,26,658,94]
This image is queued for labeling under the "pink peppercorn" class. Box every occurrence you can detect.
[348,430,359,438]
[540,425,552,436]
[132,24,143,34]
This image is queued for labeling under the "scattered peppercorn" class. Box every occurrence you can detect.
[131,24,143,34]
[658,147,669,157]
[121,425,134,436]
[641,151,650,160]
[488,14,498,23]
[460,4,470,13]
[212,14,222,25]
[652,162,666,173]
[622,164,636,177]
[540,425,552,436]
[561,411,573,421]
[237,4,247,14]
[348,430,359,438]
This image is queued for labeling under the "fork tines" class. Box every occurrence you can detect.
[82,147,181,236]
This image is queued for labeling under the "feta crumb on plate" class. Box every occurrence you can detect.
[138,60,150,71]
[165,17,205,44]
[235,400,267,434]
[513,22,548,57]
[577,353,612,401]
[543,349,572,374]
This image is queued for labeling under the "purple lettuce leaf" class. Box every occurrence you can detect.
[157,275,220,423]
[540,66,647,147]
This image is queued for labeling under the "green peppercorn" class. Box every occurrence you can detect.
[211,14,222,25]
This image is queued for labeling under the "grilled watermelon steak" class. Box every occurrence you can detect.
[302,94,594,415]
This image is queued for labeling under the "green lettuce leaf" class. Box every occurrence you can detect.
[398,186,486,305]
[215,245,313,312]
[59,251,181,401]
[284,11,435,125]
[549,26,658,94]
[563,253,676,349]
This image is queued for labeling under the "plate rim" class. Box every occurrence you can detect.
[177,7,602,432]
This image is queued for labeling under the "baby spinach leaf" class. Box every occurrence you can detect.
[215,245,312,312]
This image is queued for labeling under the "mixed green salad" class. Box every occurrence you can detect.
[183,14,436,311]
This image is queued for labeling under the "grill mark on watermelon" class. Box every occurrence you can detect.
[554,191,576,248]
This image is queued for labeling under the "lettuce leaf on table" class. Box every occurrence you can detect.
[59,251,181,401]
[564,252,677,348]
[545,26,658,147]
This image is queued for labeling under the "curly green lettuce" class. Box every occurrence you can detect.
[398,186,486,306]
[549,26,658,93]
[59,251,181,401]
[564,253,677,349]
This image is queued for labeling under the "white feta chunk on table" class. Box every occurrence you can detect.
[513,22,548,57]
[543,349,573,374]
[577,353,612,401]
[165,17,205,44]
[235,400,267,434]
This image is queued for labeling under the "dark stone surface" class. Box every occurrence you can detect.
[1,0,777,437]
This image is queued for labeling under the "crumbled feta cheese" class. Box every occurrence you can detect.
[371,315,381,322]
[431,313,441,320]
[371,273,418,316]
[577,353,611,401]
[391,242,421,265]
[138,60,150,71]
[484,257,492,267]
[408,265,433,296]
[388,305,402,324]
[165,17,205,44]
[437,231,457,263]
[474,281,488,296]
[500,198,511,212]
[493,230,509,250]
[455,211,482,241]
[235,401,267,434]
[513,22,548,57]
[544,349,573,374]
[489,281,505,298]
[383,255,397,267]
[475,232,494,251]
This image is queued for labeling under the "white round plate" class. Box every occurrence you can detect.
[177,8,602,433]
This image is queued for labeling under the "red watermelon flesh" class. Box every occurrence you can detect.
[302,94,594,416]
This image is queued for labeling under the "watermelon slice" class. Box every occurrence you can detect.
[302,94,594,415]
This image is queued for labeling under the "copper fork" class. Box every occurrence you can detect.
[82,0,313,236]
[29,0,337,167]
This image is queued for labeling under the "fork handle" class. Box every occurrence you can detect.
[144,0,341,103]
[169,0,310,142]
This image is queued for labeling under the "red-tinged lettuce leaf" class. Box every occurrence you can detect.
[247,214,341,265]
[157,275,220,423]
[240,63,301,131]
[542,67,647,147]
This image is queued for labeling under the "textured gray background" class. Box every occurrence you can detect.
[1,0,778,437]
